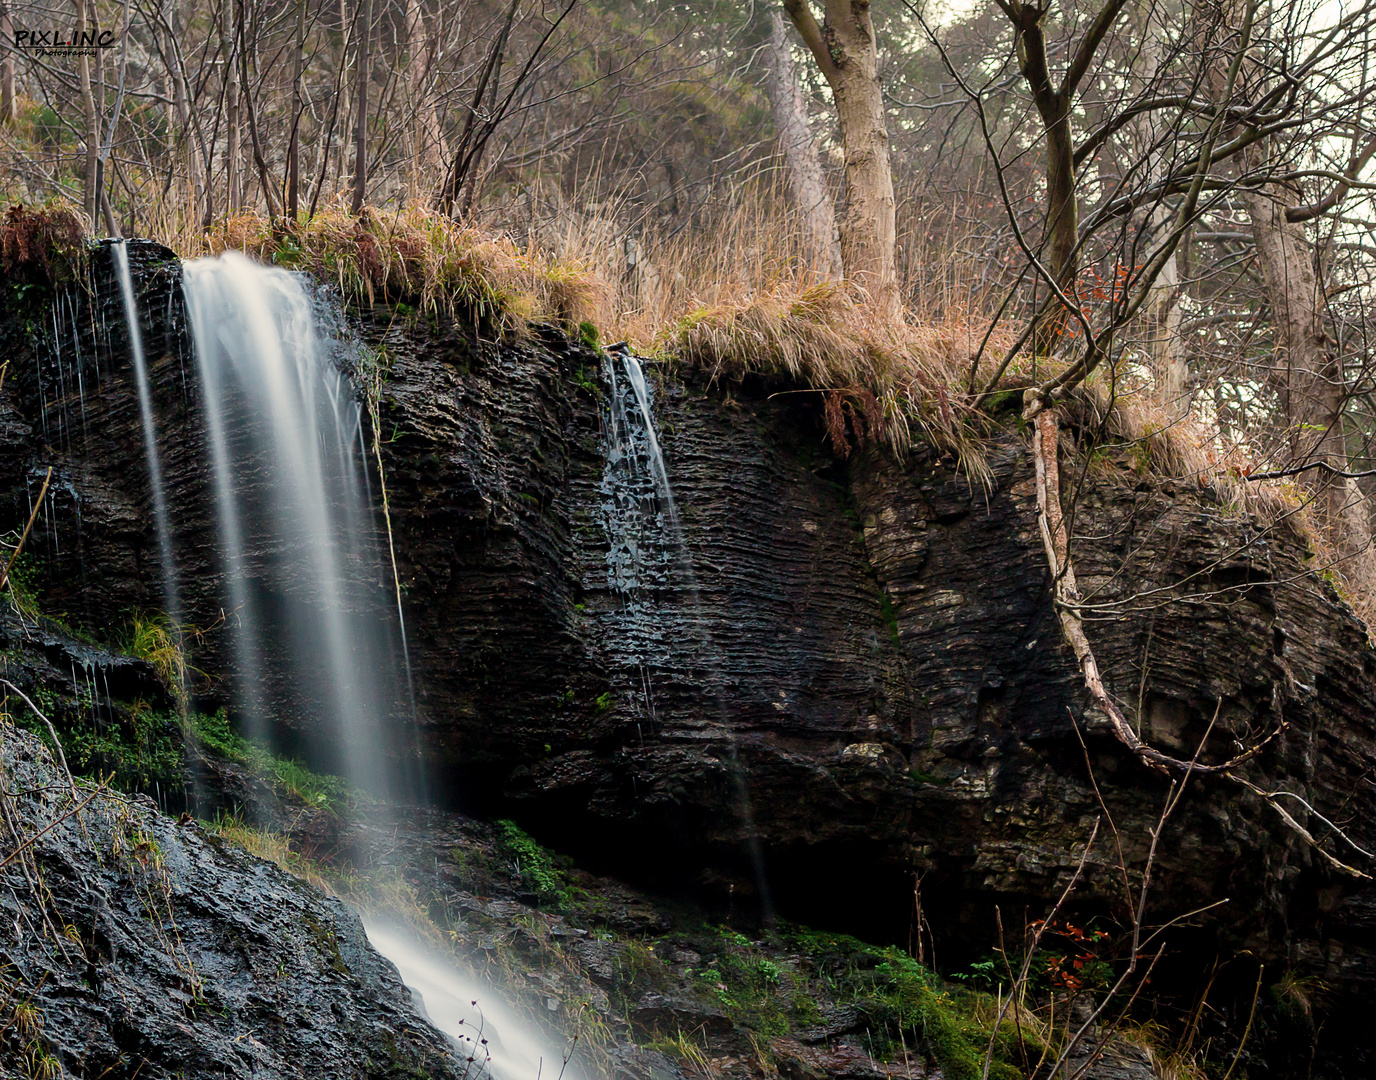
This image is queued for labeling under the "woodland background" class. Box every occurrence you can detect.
[3,0,1376,606]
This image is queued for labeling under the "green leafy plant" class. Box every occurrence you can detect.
[496,819,568,905]
[951,956,999,991]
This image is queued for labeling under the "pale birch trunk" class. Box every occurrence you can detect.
[1245,161,1370,556]
[1144,208,1186,413]
[77,0,99,224]
[405,0,445,178]
[1129,9,1188,416]
[782,0,898,319]
[765,10,841,279]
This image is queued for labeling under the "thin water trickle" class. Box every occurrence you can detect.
[598,348,774,922]
[112,241,181,629]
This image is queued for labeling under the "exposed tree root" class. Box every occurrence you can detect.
[1030,406,1370,878]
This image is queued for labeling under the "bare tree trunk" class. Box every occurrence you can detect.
[161,2,208,228]
[310,4,351,218]
[288,0,305,219]
[237,0,277,219]
[765,10,841,278]
[224,0,241,211]
[1245,164,1369,555]
[0,2,15,125]
[1127,6,1188,416]
[999,0,1136,364]
[351,0,373,213]
[77,0,100,224]
[782,0,898,318]
[1203,0,1371,561]
[1031,91,1077,359]
[405,0,445,178]
[1143,219,1187,412]
[95,13,114,233]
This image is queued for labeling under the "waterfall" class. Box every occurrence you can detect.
[112,241,181,628]
[181,251,408,796]
[174,250,583,1078]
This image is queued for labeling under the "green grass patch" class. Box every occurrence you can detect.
[780,928,1033,1080]
[496,819,570,907]
[188,710,353,811]
[694,926,790,1036]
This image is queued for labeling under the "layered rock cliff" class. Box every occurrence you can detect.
[2,239,1374,1074]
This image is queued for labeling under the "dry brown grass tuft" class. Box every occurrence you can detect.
[207,813,334,894]
[660,279,1018,483]
[1073,380,1376,631]
[200,203,611,333]
[1082,385,1302,523]
[0,200,87,284]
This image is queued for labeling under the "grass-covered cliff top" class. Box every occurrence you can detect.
[0,199,1311,530]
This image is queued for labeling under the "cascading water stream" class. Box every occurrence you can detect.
[599,348,773,919]
[180,251,567,1076]
[620,354,679,530]
[112,241,181,629]
[361,918,581,1080]
[182,251,404,795]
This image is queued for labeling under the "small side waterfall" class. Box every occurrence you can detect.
[599,348,773,917]
[182,252,408,795]
[112,240,181,627]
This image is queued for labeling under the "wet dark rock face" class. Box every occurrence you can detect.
[0,716,461,1078]
[364,305,1376,1016]
[3,243,1376,1072]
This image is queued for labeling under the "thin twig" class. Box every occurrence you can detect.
[0,468,53,593]
[0,786,103,870]
[1220,963,1264,1080]
[0,680,77,802]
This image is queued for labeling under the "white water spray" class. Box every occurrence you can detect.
[363,918,583,1080]
[182,252,403,793]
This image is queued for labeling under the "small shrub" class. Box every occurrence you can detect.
[496,819,568,905]
[65,703,183,792]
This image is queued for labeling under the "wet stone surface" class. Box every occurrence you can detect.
[0,721,462,1079]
